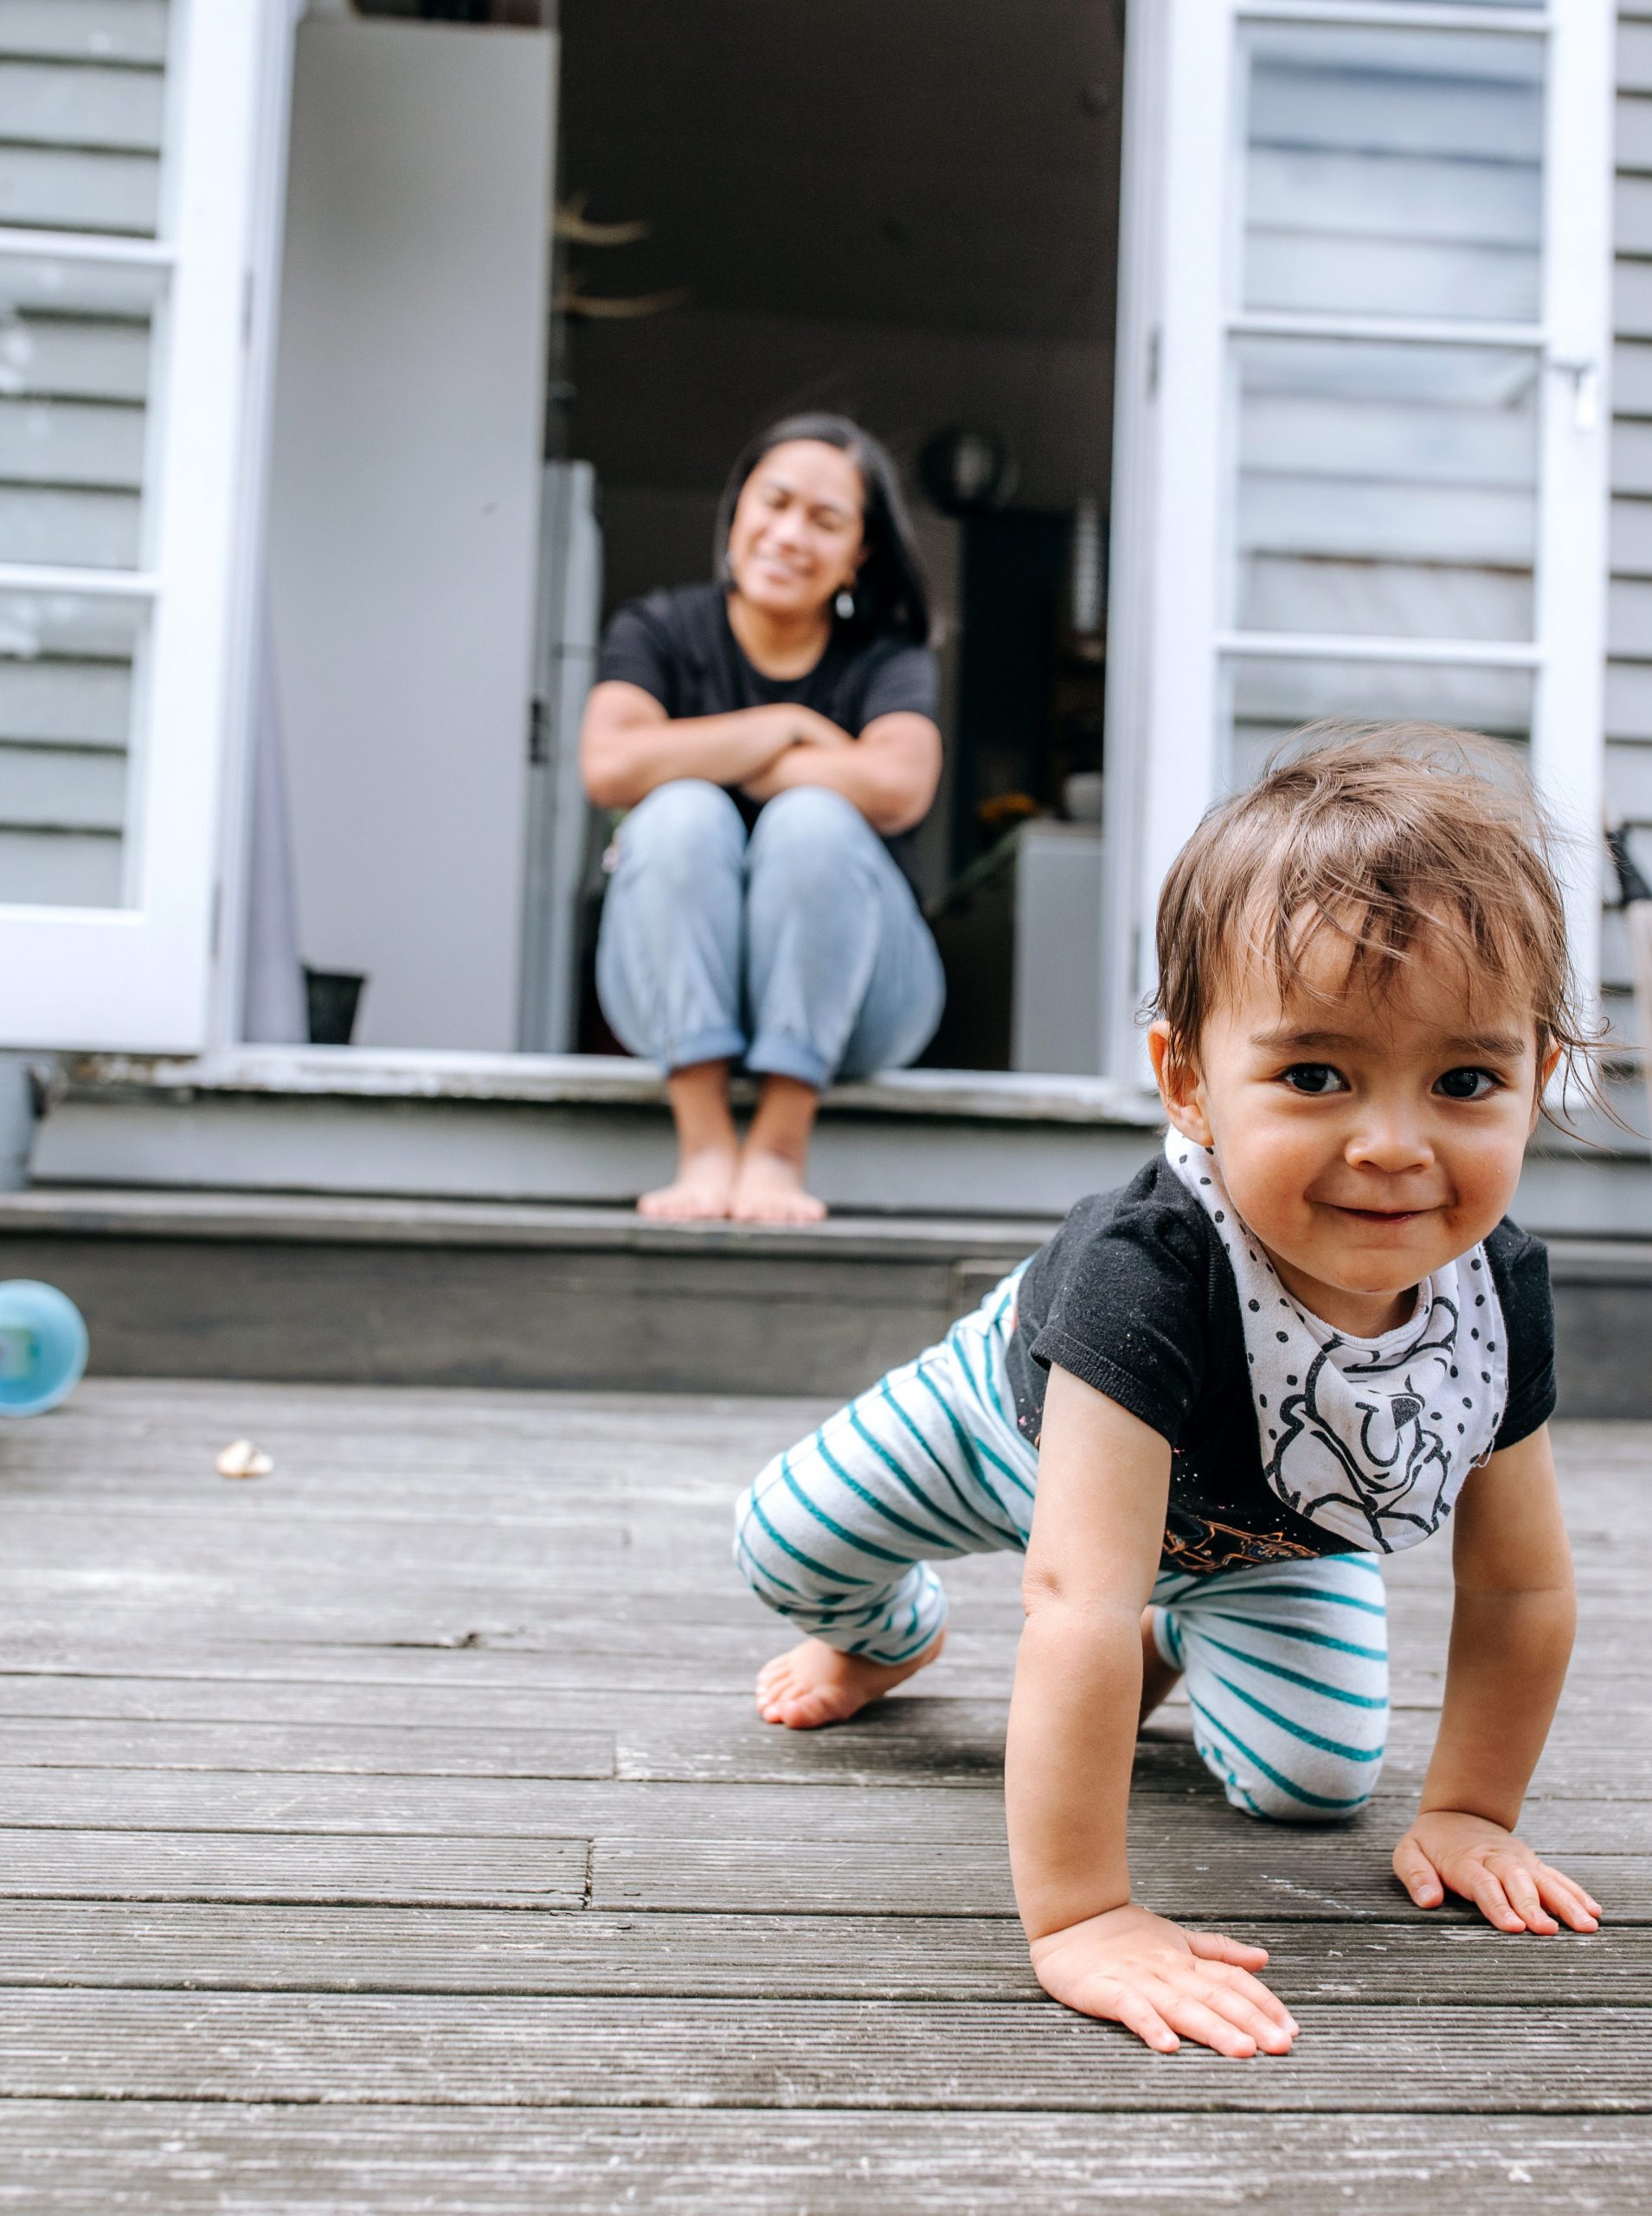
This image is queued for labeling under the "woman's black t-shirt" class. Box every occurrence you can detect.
[597,583,939,881]
[1001,1153,1558,1576]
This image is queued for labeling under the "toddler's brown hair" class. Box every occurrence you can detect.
[1152,725,1594,1098]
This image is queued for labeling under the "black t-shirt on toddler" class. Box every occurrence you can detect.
[597,583,939,883]
[1001,1152,1557,1577]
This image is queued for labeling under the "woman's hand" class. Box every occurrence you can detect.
[1028,1904,1297,2057]
[579,687,839,810]
[739,709,852,802]
[1393,1810,1602,1934]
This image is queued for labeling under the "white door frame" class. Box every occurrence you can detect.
[1102,0,1616,1084]
[0,1,284,1053]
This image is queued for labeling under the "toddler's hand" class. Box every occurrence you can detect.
[1393,1810,1602,1934]
[1027,1903,1297,2057]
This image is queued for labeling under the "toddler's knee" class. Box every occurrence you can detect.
[1238,1744,1385,1825]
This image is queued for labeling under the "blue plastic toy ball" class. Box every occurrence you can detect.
[0,1281,87,1417]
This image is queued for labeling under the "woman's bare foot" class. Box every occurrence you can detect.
[637,1143,739,1221]
[730,1073,826,1224]
[730,1145,826,1224]
[755,1630,945,1729]
[639,1060,738,1220]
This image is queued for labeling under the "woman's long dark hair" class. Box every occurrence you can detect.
[713,413,933,647]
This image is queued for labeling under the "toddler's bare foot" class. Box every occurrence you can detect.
[755,1630,944,1729]
[730,1145,827,1225]
[637,1144,738,1221]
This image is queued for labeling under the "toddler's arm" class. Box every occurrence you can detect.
[1006,1365,1297,2057]
[1392,1424,1602,1935]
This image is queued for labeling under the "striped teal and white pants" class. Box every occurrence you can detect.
[734,1270,1389,1823]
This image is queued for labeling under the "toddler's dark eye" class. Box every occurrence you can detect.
[1281,1064,1346,1096]
[1437,1066,1498,1101]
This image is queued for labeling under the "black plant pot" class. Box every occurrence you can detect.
[303,968,365,1047]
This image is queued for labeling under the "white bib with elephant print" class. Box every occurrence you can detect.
[1164,1132,1508,1554]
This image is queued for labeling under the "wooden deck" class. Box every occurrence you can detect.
[0,1379,1647,2211]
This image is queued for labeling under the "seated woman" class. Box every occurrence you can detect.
[580,414,946,1224]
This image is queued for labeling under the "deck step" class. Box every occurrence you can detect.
[0,1185,1649,1412]
[27,1049,1167,1219]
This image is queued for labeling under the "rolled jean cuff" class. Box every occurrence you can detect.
[659,1023,747,1076]
[745,1031,833,1090]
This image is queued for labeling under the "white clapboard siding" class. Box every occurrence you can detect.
[1613,255,1652,337]
[1614,417,1652,494]
[1242,556,1533,641]
[1250,147,1540,249]
[1622,19,1652,96]
[1607,7,1652,998]
[1243,35,1542,330]
[0,656,127,745]
[1230,37,1543,687]
[1242,394,1537,486]
[1246,231,1539,324]
[0,742,125,830]
[1610,493,1652,574]
[1614,334,1652,410]
[0,314,149,403]
[0,144,157,236]
[1603,906,1647,994]
[1611,576,1652,656]
[0,2,167,67]
[1241,478,1533,565]
[0,486,138,567]
[1231,658,1531,734]
[1249,62,1542,162]
[0,824,119,905]
[0,396,143,486]
[1606,665,1652,737]
[0,7,168,906]
[0,61,162,151]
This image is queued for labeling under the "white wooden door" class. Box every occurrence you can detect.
[0,0,277,1050]
[1102,0,1616,1080]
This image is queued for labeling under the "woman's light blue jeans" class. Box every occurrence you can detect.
[595,780,946,1088]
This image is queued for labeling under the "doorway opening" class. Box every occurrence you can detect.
[262,2,1126,1078]
[558,0,1124,1073]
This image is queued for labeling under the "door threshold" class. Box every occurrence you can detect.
[57,1046,1167,1128]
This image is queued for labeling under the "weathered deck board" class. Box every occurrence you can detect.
[0,1379,1644,2212]
[3,1992,1650,2111]
[1,1903,1648,2004]
[1,2107,1646,2216]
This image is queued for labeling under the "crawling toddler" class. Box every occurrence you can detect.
[733,729,1603,2057]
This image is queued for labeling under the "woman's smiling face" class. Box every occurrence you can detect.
[725,440,865,621]
[1150,921,1555,1339]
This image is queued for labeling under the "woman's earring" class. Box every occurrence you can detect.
[835,588,855,621]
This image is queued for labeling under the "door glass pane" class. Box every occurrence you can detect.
[0,590,141,908]
[1233,337,1540,641]
[0,2,169,238]
[1222,652,1533,794]
[0,255,161,573]
[1240,23,1544,324]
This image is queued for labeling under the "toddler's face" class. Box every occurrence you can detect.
[1151,925,1553,1338]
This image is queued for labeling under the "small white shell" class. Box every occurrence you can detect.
[215,1438,273,1479]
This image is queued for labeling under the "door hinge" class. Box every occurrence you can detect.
[528,698,549,765]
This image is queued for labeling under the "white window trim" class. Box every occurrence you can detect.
[0,1,279,1053]
[1102,0,1616,1083]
